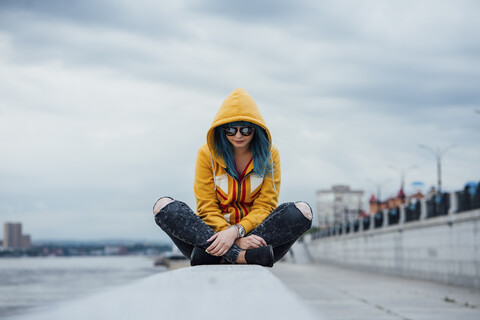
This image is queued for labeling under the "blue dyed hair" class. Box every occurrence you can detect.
[214,121,272,180]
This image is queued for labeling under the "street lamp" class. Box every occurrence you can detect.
[367,178,391,202]
[418,144,456,194]
[388,164,417,191]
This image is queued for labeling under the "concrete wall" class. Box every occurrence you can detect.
[305,209,480,289]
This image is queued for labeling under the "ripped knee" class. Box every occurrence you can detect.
[295,201,313,220]
[153,197,174,215]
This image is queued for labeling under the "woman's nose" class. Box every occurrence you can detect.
[235,129,243,138]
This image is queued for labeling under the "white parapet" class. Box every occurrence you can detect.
[13,265,321,320]
[306,208,480,289]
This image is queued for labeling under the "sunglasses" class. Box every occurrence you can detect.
[223,126,255,136]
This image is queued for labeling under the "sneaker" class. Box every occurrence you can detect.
[244,245,274,267]
[190,246,222,266]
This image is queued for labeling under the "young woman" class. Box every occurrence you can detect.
[153,88,312,267]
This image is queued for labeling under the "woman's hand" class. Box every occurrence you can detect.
[234,235,267,250]
[206,227,238,256]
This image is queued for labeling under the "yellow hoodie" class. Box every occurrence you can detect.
[194,88,281,234]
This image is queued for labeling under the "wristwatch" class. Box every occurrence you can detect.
[235,224,245,238]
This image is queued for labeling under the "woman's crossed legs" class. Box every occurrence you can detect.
[153,197,312,265]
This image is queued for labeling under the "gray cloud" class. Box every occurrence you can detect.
[193,0,306,22]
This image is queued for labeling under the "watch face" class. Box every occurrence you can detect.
[238,225,245,237]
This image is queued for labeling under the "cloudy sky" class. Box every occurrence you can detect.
[1,0,479,243]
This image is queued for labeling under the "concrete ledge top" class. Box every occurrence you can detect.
[11,265,321,320]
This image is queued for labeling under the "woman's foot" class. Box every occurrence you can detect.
[242,245,274,267]
[190,246,222,266]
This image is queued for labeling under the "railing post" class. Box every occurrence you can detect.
[383,209,389,228]
[346,216,350,235]
[399,204,405,225]
[420,198,427,220]
[448,192,457,215]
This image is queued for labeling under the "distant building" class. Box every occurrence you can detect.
[21,235,32,249]
[104,245,128,255]
[3,222,31,249]
[3,223,21,248]
[316,185,364,228]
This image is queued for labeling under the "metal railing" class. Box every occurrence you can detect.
[311,182,480,240]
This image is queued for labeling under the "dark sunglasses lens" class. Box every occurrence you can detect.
[240,127,254,136]
[224,127,237,136]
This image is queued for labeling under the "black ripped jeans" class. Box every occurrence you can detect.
[153,199,312,264]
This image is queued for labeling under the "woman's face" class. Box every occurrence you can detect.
[225,126,254,150]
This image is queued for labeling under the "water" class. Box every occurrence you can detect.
[0,256,166,318]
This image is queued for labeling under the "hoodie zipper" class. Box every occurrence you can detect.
[235,171,254,221]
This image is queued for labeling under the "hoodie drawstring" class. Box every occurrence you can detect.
[270,154,276,191]
[210,155,217,191]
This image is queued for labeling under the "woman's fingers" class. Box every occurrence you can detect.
[252,235,267,246]
[207,233,218,243]
[210,241,228,256]
[206,229,236,256]
[208,244,222,256]
[244,235,267,248]
[253,240,264,248]
[250,235,267,246]
[234,235,268,250]
[207,229,257,255]
[253,239,263,248]
[248,238,260,247]
[206,235,220,253]
[217,247,228,256]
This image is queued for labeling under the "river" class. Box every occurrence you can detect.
[0,256,165,319]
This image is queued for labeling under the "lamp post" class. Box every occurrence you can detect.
[367,178,391,203]
[388,164,417,191]
[418,144,456,194]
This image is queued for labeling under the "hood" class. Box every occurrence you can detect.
[207,88,271,167]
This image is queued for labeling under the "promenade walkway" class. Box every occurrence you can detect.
[272,259,480,320]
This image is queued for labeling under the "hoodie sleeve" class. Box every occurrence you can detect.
[194,146,230,233]
[238,146,281,234]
